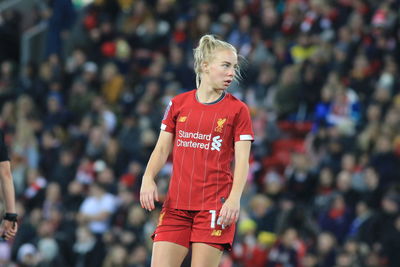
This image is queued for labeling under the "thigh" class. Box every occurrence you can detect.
[191,242,223,267]
[190,209,236,251]
[152,241,189,267]
[152,208,193,249]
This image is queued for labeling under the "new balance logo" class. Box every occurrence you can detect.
[211,230,222,236]
[211,136,222,151]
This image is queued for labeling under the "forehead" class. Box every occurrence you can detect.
[211,49,238,64]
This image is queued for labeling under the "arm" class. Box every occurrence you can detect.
[140,130,174,211]
[0,161,18,240]
[219,141,251,226]
[0,161,16,213]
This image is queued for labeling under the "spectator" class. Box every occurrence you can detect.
[266,228,300,267]
[77,182,116,236]
[72,226,104,267]
[318,194,353,244]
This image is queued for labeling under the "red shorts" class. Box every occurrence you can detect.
[152,207,235,251]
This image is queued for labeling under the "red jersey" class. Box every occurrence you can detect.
[161,90,254,210]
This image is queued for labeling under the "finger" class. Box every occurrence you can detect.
[234,211,240,222]
[218,209,227,225]
[220,214,229,226]
[227,210,237,225]
[228,210,238,225]
[5,232,14,239]
[141,193,149,210]
[218,208,227,218]
[222,210,229,225]
[4,232,14,240]
[143,192,152,210]
[142,194,150,210]
[146,193,154,211]
[230,210,239,225]
[223,210,232,225]
[140,195,145,209]
[149,192,155,210]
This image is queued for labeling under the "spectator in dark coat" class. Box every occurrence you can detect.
[318,194,353,244]
[382,215,400,267]
[45,0,76,57]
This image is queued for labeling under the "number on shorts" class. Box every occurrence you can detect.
[209,210,217,228]
[209,210,225,229]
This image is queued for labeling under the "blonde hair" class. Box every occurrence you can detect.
[193,34,240,88]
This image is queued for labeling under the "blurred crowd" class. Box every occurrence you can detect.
[0,0,400,266]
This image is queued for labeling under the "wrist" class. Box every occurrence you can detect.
[227,195,241,203]
[3,213,18,222]
[142,175,155,182]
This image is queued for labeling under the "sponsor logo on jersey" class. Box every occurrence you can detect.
[215,118,226,133]
[211,136,222,151]
[176,131,223,151]
[178,130,211,140]
[178,116,187,122]
[211,229,222,236]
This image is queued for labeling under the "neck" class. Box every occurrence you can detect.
[196,85,224,103]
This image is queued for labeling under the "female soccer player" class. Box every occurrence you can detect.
[140,34,254,267]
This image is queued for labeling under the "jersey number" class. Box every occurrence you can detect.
[209,210,225,229]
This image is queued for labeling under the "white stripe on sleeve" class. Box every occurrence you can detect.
[240,134,253,141]
[160,124,167,130]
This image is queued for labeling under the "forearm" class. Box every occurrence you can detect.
[0,162,16,213]
[228,141,251,202]
[228,161,249,202]
[142,147,170,181]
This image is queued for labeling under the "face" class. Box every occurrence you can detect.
[204,49,237,90]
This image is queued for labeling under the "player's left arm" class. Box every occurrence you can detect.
[219,140,251,227]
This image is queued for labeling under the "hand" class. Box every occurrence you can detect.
[219,197,240,227]
[140,178,159,211]
[0,220,18,241]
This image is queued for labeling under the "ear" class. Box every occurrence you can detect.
[202,62,209,74]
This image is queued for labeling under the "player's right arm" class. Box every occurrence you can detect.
[140,130,174,211]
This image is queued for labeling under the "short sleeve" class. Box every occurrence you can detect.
[161,100,178,133]
[234,105,254,142]
[0,130,9,162]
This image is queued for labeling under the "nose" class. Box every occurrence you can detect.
[227,67,235,77]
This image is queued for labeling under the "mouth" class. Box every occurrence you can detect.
[224,80,232,86]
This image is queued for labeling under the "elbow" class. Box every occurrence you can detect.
[234,160,249,171]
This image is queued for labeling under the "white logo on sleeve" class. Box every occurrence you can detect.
[211,136,222,151]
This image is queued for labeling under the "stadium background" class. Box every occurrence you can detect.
[0,0,400,266]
